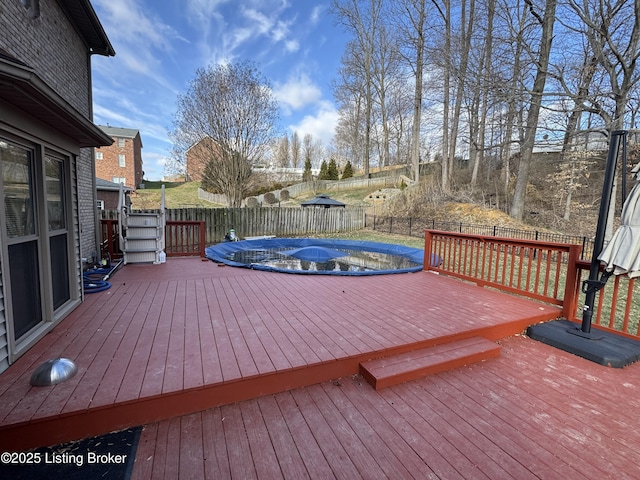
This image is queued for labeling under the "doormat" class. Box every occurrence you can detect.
[0,426,141,480]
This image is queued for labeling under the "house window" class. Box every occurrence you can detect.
[118,154,125,167]
[95,151,103,160]
[112,177,126,185]
[96,200,105,210]
[117,137,125,148]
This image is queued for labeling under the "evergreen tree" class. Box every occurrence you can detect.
[318,160,329,180]
[341,161,354,179]
[327,158,339,180]
[302,157,313,181]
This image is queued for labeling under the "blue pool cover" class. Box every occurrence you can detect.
[205,237,435,276]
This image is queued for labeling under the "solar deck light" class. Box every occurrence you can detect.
[30,358,77,386]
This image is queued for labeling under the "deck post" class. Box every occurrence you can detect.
[562,243,582,320]
[424,230,433,271]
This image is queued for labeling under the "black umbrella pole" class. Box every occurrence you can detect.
[581,130,627,333]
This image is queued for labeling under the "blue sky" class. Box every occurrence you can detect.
[91,0,349,181]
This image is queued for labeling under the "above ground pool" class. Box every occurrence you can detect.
[205,238,428,275]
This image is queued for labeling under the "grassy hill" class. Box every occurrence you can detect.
[131,181,222,209]
[130,162,602,238]
[131,181,385,210]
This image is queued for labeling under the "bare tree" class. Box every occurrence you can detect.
[395,0,430,181]
[469,0,495,187]
[171,62,279,207]
[332,0,385,177]
[291,131,301,169]
[275,134,290,168]
[510,0,557,220]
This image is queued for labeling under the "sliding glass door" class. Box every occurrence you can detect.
[1,138,73,348]
[2,142,43,341]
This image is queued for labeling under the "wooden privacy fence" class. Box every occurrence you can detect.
[424,230,581,319]
[102,207,366,244]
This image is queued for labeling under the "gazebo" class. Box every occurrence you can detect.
[301,194,346,208]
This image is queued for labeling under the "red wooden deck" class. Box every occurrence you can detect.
[0,258,563,454]
[134,335,640,480]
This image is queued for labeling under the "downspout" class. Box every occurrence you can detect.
[88,48,100,275]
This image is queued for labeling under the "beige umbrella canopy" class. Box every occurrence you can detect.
[599,171,640,277]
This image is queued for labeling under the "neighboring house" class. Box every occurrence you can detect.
[185,136,222,181]
[0,1,114,373]
[95,125,143,189]
[96,178,132,210]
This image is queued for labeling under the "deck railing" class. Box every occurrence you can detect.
[100,219,120,260]
[569,261,640,338]
[100,219,206,259]
[424,230,581,319]
[165,220,206,257]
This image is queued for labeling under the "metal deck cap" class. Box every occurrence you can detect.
[30,358,78,386]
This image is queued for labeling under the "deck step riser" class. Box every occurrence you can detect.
[360,337,500,390]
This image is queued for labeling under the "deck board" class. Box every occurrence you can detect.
[274,391,335,480]
[0,257,562,453]
[131,336,640,480]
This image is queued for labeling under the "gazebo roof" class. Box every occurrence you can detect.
[301,194,346,208]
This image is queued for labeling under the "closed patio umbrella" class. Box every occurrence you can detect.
[599,169,640,277]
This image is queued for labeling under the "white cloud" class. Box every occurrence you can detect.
[285,40,300,53]
[94,0,181,80]
[310,5,323,25]
[142,152,170,181]
[289,100,338,146]
[274,72,323,112]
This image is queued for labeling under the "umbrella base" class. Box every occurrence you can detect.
[527,319,640,368]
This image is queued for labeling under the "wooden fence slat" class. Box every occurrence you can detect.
[102,207,366,247]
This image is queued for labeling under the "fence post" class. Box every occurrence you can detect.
[389,216,393,234]
[409,217,413,237]
[199,221,206,257]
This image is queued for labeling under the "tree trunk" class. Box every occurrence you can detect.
[447,0,474,190]
[410,1,426,182]
[510,0,557,221]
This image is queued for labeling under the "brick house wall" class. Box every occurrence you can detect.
[1,0,100,260]
[97,190,119,210]
[96,127,144,189]
[0,1,92,117]
[0,0,114,371]
[96,179,132,210]
[186,137,222,182]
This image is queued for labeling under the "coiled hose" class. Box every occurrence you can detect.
[83,268,112,293]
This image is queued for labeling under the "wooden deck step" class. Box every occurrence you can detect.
[359,336,500,390]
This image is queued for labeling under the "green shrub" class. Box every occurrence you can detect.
[327,158,339,180]
[280,189,290,201]
[318,160,328,180]
[246,197,259,208]
[342,161,354,180]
